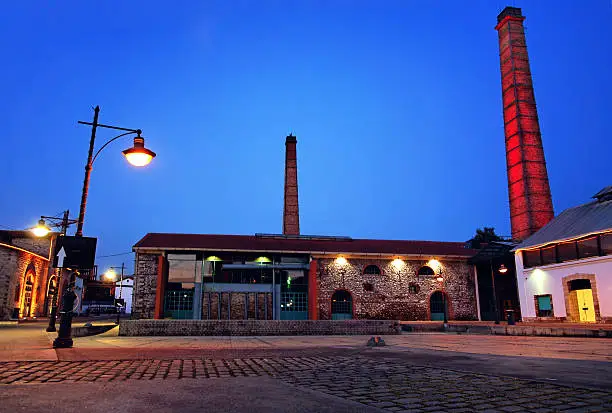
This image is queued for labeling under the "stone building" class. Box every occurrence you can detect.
[132,234,477,321]
[0,230,56,320]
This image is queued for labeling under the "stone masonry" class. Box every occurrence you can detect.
[131,252,159,319]
[317,257,477,321]
[119,319,401,336]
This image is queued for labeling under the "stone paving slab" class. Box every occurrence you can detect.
[1,355,610,412]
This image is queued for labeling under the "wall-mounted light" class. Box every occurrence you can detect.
[335,256,347,266]
[205,256,222,262]
[498,264,508,274]
[392,258,405,269]
[427,259,442,273]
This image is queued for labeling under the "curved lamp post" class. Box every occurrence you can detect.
[76,105,156,237]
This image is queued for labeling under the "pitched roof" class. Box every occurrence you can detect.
[133,233,476,258]
[516,188,612,250]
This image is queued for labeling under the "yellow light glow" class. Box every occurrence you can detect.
[32,225,50,237]
[335,256,347,265]
[392,258,404,269]
[124,152,154,167]
[427,259,442,272]
[205,256,222,262]
[499,264,508,274]
[103,269,117,281]
[436,276,444,282]
[254,256,271,263]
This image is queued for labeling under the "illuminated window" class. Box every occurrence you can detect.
[364,265,381,275]
[417,266,434,276]
[577,236,599,259]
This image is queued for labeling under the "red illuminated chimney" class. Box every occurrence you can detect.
[495,7,554,241]
[283,134,300,235]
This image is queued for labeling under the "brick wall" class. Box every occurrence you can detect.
[317,257,477,321]
[10,234,52,258]
[131,253,159,319]
[0,246,50,320]
[119,319,401,336]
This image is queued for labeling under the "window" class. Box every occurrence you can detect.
[602,233,612,255]
[535,294,553,317]
[364,265,381,275]
[523,250,541,268]
[363,283,374,292]
[331,290,352,314]
[280,292,307,312]
[167,254,197,289]
[417,266,434,276]
[408,283,420,294]
[540,245,557,266]
[557,242,578,263]
[577,236,599,259]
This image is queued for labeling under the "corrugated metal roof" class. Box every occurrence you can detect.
[133,233,476,257]
[515,192,612,250]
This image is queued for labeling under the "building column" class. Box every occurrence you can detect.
[473,265,482,321]
[308,259,318,320]
[154,255,166,319]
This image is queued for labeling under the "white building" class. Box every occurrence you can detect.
[114,277,134,314]
[514,186,612,323]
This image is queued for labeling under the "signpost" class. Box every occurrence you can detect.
[45,247,66,333]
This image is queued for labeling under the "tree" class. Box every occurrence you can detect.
[469,227,502,249]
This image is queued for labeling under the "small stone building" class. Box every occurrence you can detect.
[0,231,55,320]
[132,233,478,321]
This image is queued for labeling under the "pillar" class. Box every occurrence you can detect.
[154,255,166,319]
[308,259,318,320]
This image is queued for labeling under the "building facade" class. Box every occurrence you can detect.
[131,234,477,321]
[0,231,55,320]
[514,187,612,323]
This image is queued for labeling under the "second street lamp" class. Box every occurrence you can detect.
[104,264,125,324]
[75,105,156,237]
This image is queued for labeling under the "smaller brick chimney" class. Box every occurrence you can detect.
[283,134,300,235]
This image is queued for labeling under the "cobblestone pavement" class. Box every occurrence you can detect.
[1,356,611,412]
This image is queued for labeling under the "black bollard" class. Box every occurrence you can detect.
[53,287,77,348]
[506,310,515,326]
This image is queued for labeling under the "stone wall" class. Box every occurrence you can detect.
[119,319,401,336]
[0,245,50,320]
[317,257,477,321]
[131,253,159,319]
[202,292,273,320]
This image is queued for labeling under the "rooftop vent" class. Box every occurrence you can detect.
[593,186,612,203]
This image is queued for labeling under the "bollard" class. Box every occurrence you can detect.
[506,310,515,326]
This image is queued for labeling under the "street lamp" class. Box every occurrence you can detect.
[30,210,78,333]
[75,105,156,237]
[103,264,125,324]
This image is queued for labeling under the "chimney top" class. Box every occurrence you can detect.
[497,6,523,23]
[286,134,297,144]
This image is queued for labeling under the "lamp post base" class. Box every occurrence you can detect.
[46,306,57,332]
[52,337,73,348]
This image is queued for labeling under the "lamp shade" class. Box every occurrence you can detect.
[123,136,156,167]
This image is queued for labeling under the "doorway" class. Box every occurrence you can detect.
[568,279,596,322]
[331,290,352,320]
[430,291,447,321]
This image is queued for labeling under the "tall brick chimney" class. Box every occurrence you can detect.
[283,134,300,235]
[495,7,554,241]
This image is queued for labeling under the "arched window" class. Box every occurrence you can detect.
[363,265,381,275]
[417,266,435,276]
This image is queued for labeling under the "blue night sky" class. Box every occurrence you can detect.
[1,1,610,273]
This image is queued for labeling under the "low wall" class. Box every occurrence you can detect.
[119,319,401,336]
